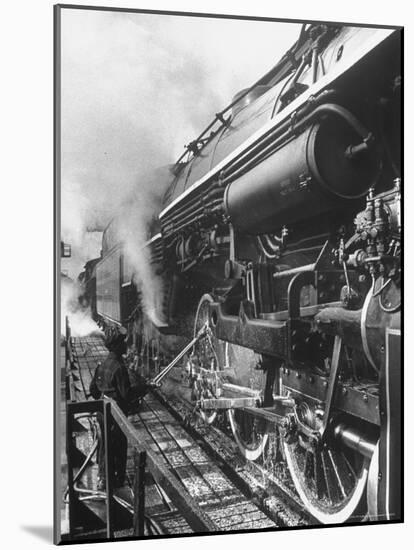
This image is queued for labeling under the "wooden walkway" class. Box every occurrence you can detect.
[65,335,276,538]
[131,395,275,532]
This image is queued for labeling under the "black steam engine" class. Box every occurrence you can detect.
[83,23,402,524]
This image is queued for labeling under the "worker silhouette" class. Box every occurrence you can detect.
[90,327,152,490]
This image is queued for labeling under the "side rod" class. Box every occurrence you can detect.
[152,323,208,385]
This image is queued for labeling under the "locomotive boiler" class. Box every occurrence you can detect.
[87,22,402,525]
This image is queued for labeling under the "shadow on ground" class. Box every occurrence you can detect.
[21,525,53,543]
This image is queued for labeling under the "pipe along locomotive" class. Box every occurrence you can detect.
[80,23,402,524]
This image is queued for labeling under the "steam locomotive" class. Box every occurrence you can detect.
[80,22,402,525]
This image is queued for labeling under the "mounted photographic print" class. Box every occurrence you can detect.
[54,4,403,544]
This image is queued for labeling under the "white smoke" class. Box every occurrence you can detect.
[110,166,172,325]
[122,223,165,326]
[60,10,300,313]
[61,275,102,337]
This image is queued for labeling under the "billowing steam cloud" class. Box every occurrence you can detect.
[60,9,300,332]
[114,166,172,326]
[61,275,102,337]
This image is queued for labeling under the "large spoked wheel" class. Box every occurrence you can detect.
[191,294,226,425]
[281,401,370,523]
[225,343,268,461]
[228,408,268,461]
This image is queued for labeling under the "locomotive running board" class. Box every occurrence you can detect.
[210,299,288,358]
[209,271,317,358]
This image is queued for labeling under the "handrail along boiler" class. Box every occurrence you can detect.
[84,23,402,524]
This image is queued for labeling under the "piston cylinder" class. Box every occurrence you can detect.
[334,422,377,459]
[223,116,379,234]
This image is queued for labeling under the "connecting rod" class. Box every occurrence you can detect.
[152,323,209,385]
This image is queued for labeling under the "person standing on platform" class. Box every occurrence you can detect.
[89,326,152,490]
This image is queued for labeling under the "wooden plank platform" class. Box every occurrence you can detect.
[130,396,275,531]
[65,335,276,537]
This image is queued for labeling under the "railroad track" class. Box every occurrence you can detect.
[129,395,277,532]
[68,336,106,402]
[68,335,310,536]
[154,388,313,527]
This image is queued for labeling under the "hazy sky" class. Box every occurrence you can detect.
[60,8,300,278]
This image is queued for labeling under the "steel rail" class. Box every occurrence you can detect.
[153,390,312,526]
[143,398,241,506]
